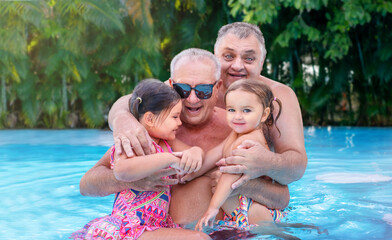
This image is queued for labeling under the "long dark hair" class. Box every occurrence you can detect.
[129,79,181,122]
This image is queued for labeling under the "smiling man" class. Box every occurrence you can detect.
[212,23,307,188]
[167,49,231,152]
[214,23,266,109]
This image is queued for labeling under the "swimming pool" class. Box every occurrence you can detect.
[0,128,391,239]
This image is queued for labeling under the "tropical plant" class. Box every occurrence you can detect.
[228,0,392,125]
[1,0,391,128]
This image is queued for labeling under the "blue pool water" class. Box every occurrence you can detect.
[0,127,391,239]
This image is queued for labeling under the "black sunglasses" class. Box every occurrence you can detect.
[173,82,217,99]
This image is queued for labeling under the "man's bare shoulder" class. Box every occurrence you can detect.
[259,75,298,102]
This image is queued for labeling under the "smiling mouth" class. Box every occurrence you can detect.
[228,73,247,78]
[186,106,202,112]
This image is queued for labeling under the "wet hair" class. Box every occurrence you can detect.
[224,79,282,136]
[214,22,267,62]
[129,79,181,122]
[170,48,221,81]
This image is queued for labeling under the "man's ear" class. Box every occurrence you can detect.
[261,107,271,123]
[216,79,223,90]
[143,112,156,128]
[168,78,173,87]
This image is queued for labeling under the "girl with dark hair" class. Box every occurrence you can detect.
[71,79,208,239]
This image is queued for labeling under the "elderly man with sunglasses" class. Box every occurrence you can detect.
[81,22,307,226]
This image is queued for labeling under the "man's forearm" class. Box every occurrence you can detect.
[268,150,307,185]
[80,165,131,197]
[108,94,132,130]
[237,178,290,210]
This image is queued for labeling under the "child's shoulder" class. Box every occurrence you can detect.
[232,130,266,149]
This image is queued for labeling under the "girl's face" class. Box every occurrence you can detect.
[225,89,268,134]
[149,101,182,141]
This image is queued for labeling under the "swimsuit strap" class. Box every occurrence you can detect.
[151,140,173,153]
[152,141,164,153]
[162,140,173,153]
[239,195,252,216]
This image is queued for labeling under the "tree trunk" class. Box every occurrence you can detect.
[1,76,6,114]
[62,74,68,113]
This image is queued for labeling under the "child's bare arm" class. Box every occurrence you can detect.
[113,153,179,182]
[206,133,261,210]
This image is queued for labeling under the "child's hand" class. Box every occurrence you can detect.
[173,147,203,173]
[195,208,219,231]
[180,172,198,183]
[170,152,184,172]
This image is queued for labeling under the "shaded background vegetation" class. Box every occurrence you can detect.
[0,0,391,128]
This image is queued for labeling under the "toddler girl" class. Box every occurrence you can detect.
[192,79,285,231]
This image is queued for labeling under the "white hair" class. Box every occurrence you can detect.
[170,48,221,81]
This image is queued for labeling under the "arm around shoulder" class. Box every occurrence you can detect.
[108,93,153,156]
[269,85,307,184]
[108,94,132,130]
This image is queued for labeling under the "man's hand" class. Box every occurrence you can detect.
[216,140,273,189]
[131,168,179,192]
[112,112,154,157]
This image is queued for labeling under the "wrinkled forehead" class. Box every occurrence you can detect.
[172,57,217,85]
[215,33,266,63]
[217,32,262,51]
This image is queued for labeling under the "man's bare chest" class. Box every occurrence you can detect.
[177,127,229,152]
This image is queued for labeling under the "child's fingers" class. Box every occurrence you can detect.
[232,174,250,189]
[180,153,190,170]
[186,161,196,173]
[195,221,202,231]
[204,218,210,228]
[190,159,199,172]
[180,173,194,182]
[195,160,202,172]
[184,157,195,173]
[172,152,183,158]
[208,217,215,227]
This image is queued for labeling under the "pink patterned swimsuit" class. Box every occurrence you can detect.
[70,141,179,240]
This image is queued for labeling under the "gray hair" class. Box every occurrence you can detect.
[170,48,221,81]
[214,22,267,62]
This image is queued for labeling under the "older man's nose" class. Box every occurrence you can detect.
[187,90,200,103]
[231,57,245,71]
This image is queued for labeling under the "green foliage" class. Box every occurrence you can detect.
[0,0,227,128]
[228,0,392,126]
[1,0,391,128]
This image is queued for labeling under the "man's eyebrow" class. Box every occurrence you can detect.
[243,50,256,54]
[223,47,235,51]
[222,48,256,55]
